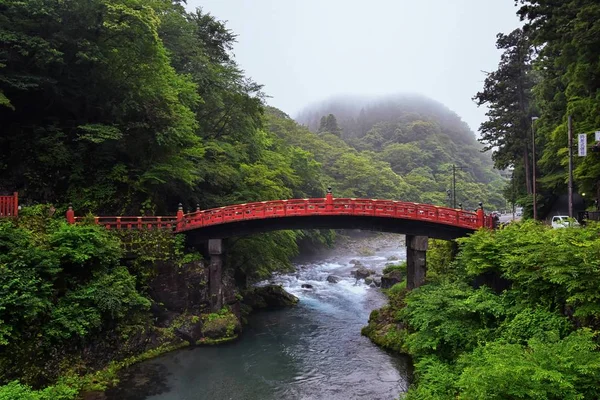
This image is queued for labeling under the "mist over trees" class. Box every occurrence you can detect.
[295,95,505,209]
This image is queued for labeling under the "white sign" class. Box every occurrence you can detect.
[579,134,587,157]
[596,131,600,141]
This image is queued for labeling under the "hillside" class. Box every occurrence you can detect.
[291,95,504,209]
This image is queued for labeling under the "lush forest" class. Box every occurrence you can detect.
[3,0,584,398]
[297,95,506,210]
[0,1,506,397]
[475,0,600,217]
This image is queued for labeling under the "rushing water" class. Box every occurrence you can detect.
[105,234,410,400]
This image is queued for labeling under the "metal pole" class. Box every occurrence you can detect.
[568,115,574,218]
[532,118,538,220]
[512,172,516,220]
[452,164,456,209]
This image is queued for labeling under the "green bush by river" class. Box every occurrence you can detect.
[363,221,600,399]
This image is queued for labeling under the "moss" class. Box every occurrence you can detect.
[201,311,240,339]
[383,261,407,275]
[76,341,189,393]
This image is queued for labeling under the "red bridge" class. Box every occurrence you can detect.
[64,192,494,241]
[2,191,494,303]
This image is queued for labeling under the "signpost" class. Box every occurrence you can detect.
[578,134,587,157]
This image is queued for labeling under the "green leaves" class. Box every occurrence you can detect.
[378,222,600,398]
[457,330,600,400]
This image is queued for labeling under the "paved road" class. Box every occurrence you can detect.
[498,213,521,224]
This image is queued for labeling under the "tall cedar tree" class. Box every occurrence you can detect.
[473,28,536,197]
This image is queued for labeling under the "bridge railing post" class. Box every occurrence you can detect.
[476,203,485,228]
[176,203,184,231]
[13,192,18,218]
[66,205,75,224]
[325,186,333,212]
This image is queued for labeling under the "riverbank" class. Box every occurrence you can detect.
[362,222,600,399]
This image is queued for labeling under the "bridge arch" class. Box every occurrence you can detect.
[65,193,493,310]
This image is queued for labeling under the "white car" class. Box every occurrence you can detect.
[551,215,580,229]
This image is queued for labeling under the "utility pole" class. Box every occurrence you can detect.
[452,164,468,209]
[531,117,539,220]
[568,115,574,218]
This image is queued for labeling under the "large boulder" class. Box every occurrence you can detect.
[242,285,299,310]
[351,267,375,280]
[172,314,204,345]
[381,270,403,289]
[201,312,241,340]
[327,275,341,284]
[372,276,382,287]
[148,260,210,312]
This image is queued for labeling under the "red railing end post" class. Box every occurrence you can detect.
[476,206,485,228]
[66,204,75,224]
[13,192,18,217]
[176,203,184,231]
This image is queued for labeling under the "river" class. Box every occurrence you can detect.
[104,233,410,400]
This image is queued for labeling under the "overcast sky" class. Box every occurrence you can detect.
[186,1,522,133]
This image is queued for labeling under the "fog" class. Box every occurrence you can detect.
[186,1,521,133]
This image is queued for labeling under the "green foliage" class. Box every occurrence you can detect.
[498,308,571,345]
[423,239,456,282]
[366,222,600,398]
[0,218,152,385]
[383,262,406,275]
[400,283,504,360]
[226,231,301,281]
[457,330,600,400]
[0,380,78,400]
[405,357,458,400]
[457,221,600,322]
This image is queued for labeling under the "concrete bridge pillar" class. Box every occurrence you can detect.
[406,235,428,289]
[208,239,224,311]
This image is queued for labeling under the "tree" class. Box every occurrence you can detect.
[473,29,536,198]
[318,114,342,136]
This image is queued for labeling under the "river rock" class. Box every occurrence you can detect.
[301,284,313,289]
[351,267,375,280]
[373,276,382,287]
[381,270,403,289]
[242,285,299,310]
[201,313,241,339]
[365,276,374,285]
[349,259,363,266]
[387,255,399,261]
[327,275,341,284]
[173,315,204,345]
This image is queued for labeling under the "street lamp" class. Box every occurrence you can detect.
[532,116,539,220]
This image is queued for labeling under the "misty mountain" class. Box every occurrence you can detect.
[296,94,498,185]
[266,101,505,210]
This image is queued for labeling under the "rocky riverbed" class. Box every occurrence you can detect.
[102,232,410,400]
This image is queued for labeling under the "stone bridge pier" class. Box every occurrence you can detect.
[208,239,224,312]
[205,235,429,310]
[406,235,428,289]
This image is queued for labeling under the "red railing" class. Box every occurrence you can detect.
[65,195,491,232]
[0,192,18,218]
[177,195,482,232]
[66,207,178,230]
